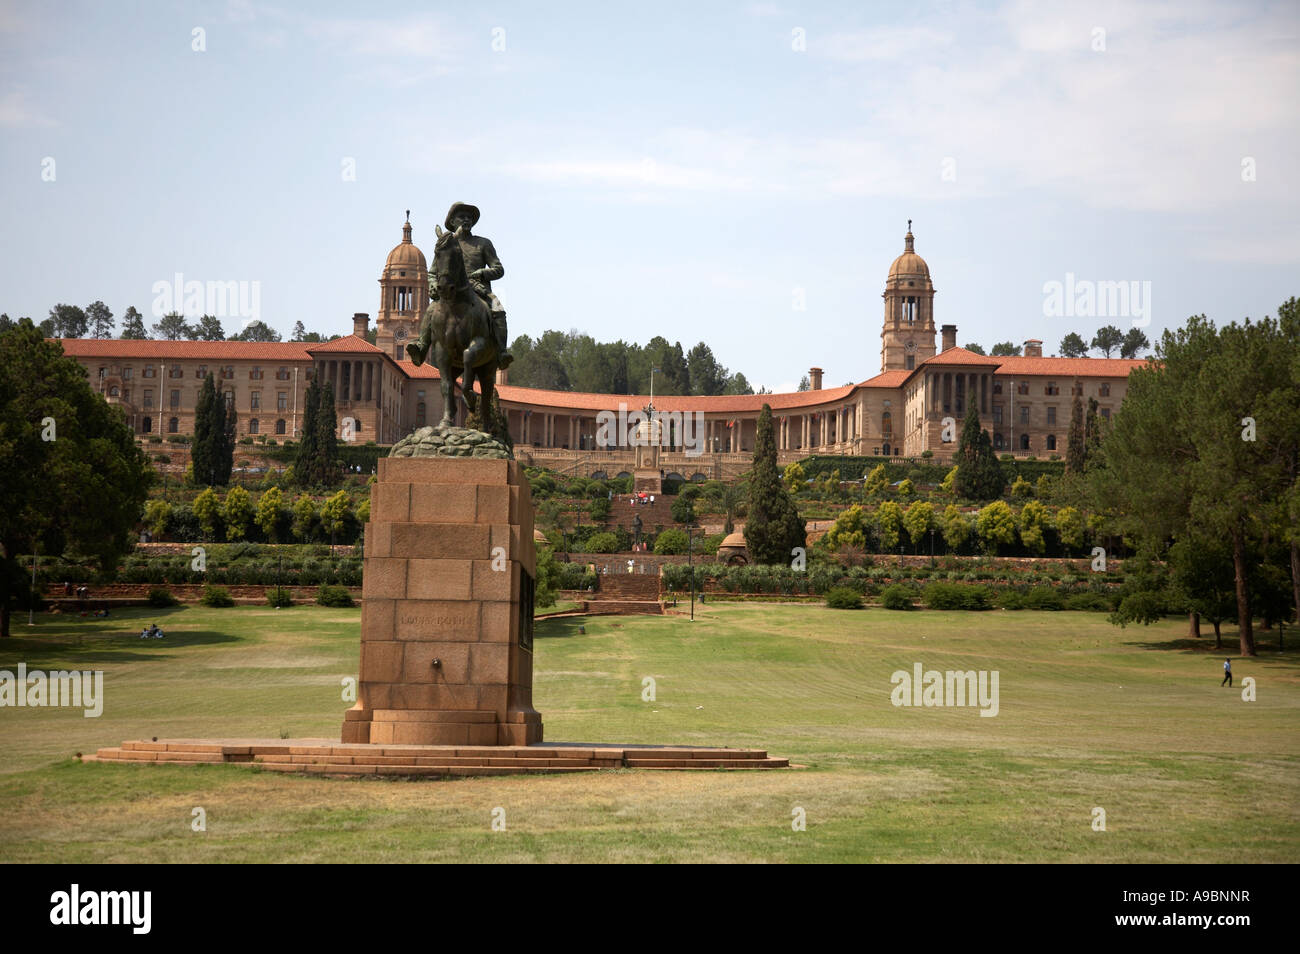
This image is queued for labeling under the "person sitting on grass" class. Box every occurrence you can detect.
[140,626,150,639]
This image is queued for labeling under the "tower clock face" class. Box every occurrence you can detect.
[395,326,407,341]
[905,339,916,353]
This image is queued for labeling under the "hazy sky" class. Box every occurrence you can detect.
[2,0,1297,391]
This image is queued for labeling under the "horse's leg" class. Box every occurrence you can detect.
[435,342,455,427]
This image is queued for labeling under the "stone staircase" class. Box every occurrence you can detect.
[590,572,663,615]
[88,739,790,776]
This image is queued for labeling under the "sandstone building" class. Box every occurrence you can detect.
[57,220,1146,478]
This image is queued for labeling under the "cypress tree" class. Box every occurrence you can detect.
[296,379,320,485]
[315,381,338,486]
[192,373,216,485]
[214,392,236,485]
[744,404,806,564]
[954,403,1003,501]
[1066,393,1086,475]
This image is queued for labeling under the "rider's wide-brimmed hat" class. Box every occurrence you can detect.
[445,202,480,229]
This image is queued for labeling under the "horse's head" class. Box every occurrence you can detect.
[431,225,465,299]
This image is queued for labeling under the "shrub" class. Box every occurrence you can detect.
[588,497,611,522]
[147,587,179,607]
[266,586,293,608]
[880,584,914,610]
[923,582,991,610]
[654,528,690,555]
[583,531,619,553]
[1064,591,1112,612]
[200,584,235,607]
[316,584,354,607]
[153,452,171,463]
[1024,586,1065,611]
[825,586,863,609]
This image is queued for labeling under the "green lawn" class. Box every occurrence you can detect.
[1,603,1296,863]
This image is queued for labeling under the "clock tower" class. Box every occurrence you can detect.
[880,222,936,372]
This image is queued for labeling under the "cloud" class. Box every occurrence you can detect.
[0,89,56,127]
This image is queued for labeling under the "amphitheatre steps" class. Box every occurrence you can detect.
[88,739,789,776]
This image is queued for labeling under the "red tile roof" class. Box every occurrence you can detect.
[305,335,384,354]
[859,369,912,388]
[54,338,312,360]
[487,382,860,413]
[921,347,1004,366]
[991,356,1150,377]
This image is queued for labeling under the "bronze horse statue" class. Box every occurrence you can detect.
[406,225,500,429]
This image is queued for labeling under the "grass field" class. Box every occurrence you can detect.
[1,602,1297,863]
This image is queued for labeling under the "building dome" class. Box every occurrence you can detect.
[888,227,930,279]
[385,217,426,272]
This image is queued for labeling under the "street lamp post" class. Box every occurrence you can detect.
[930,529,936,568]
[687,525,697,621]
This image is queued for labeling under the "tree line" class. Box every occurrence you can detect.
[962,326,1150,359]
[507,330,759,396]
[1,305,344,345]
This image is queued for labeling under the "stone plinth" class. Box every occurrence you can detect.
[341,457,542,746]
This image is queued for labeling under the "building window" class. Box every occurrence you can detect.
[142,417,152,433]
[168,417,179,433]
[904,355,915,370]
[249,418,259,434]
[1019,433,1030,450]
[993,406,1003,425]
[275,418,287,435]
[1045,382,1059,395]
[1100,383,1111,397]
[144,364,156,378]
[1017,382,1029,395]
[108,384,120,397]
[277,392,287,412]
[250,366,263,380]
[994,432,1004,450]
[224,391,234,407]
[221,365,234,380]
[122,388,130,402]
[196,365,208,378]
[251,391,260,410]
[1047,434,1057,451]
[170,389,180,409]
[169,366,183,378]
[881,411,892,439]
[1046,406,1056,426]
[993,382,1003,395]
[122,366,133,380]
[1101,407,1111,420]
[143,389,153,408]
[1020,406,1029,425]
[277,367,290,380]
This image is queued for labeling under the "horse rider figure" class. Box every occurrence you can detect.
[424,201,512,369]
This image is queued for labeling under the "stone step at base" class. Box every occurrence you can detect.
[584,600,664,615]
[89,739,790,777]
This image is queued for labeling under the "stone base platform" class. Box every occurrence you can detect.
[87,739,790,776]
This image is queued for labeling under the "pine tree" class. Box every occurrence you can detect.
[743,404,806,564]
[953,404,1003,501]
